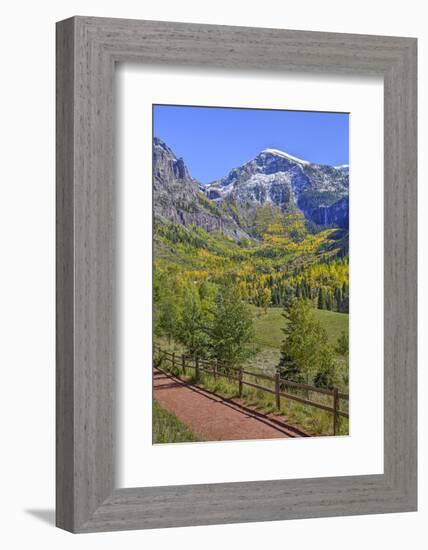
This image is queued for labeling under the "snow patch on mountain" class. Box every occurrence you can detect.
[261,148,310,165]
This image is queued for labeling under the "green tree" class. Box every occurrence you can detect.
[177,285,205,354]
[313,346,339,389]
[277,299,335,386]
[335,330,349,356]
[153,269,182,343]
[277,351,303,382]
[340,282,349,313]
[177,284,212,356]
[259,287,272,314]
[317,287,326,310]
[209,283,254,367]
[282,210,307,242]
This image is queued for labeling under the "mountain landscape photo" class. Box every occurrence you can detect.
[152,105,350,443]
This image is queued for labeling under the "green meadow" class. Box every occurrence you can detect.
[251,305,349,350]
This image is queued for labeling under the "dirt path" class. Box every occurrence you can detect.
[153,368,309,441]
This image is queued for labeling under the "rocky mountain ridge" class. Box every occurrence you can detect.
[153,137,249,239]
[153,137,349,237]
[206,148,349,228]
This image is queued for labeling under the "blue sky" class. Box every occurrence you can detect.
[153,105,349,184]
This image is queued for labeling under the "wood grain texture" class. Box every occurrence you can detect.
[56,16,417,533]
[56,18,75,532]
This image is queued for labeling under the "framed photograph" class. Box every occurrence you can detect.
[56,16,417,532]
[150,104,351,444]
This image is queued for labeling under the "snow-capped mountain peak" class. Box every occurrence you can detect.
[261,148,310,166]
[153,136,349,233]
[204,144,349,228]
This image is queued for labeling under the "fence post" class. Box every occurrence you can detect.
[213,358,218,382]
[275,372,281,410]
[172,352,175,369]
[181,354,186,375]
[195,354,200,381]
[333,387,339,435]
[238,367,243,397]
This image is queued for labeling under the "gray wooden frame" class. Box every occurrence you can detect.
[56,16,417,533]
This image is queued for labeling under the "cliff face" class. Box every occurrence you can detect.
[153,138,249,238]
[303,196,349,229]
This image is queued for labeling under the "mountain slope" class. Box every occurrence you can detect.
[153,137,349,315]
[205,148,349,229]
[153,137,249,239]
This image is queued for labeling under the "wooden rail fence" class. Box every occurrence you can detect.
[154,345,349,435]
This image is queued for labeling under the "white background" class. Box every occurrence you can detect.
[0,1,425,549]
[118,67,384,488]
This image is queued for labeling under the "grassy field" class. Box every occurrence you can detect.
[153,400,201,444]
[250,306,349,350]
